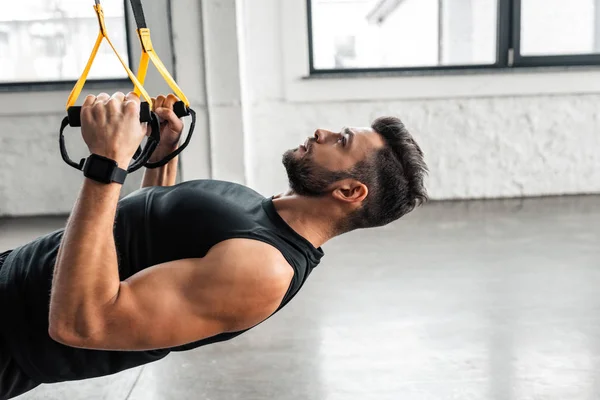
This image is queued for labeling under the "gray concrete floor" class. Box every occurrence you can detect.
[1,195,600,400]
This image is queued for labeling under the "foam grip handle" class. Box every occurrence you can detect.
[67,107,83,127]
[67,102,152,127]
[173,101,190,118]
[139,102,151,123]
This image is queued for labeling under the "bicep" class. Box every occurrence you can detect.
[77,258,225,351]
[64,240,293,351]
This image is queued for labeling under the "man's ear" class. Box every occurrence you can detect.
[331,179,368,204]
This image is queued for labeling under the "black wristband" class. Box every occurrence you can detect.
[83,154,127,185]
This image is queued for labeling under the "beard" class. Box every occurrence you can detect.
[282,148,350,197]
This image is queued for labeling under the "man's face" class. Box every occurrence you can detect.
[282,127,385,196]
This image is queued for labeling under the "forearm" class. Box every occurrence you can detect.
[141,146,179,188]
[50,178,123,337]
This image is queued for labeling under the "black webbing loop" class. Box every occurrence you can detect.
[59,117,86,170]
[129,0,148,29]
[127,113,160,173]
[144,108,197,169]
[59,110,162,174]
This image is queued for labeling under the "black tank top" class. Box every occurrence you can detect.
[0,180,324,384]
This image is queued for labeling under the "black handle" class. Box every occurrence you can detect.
[67,101,188,128]
[144,107,196,169]
[62,101,193,171]
[67,102,152,127]
[140,101,189,119]
[60,111,162,174]
[131,101,191,161]
[172,101,190,118]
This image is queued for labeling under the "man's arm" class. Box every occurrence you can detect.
[141,146,179,188]
[50,91,147,339]
[50,239,293,351]
[141,94,184,188]
[50,178,123,337]
[49,92,293,350]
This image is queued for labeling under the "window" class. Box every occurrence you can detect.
[514,0,600,66]
[308,0,600,73]
[0,0,130,85]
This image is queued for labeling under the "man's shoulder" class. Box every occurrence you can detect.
[208,238,292,278]
[199,239,294,330]
[172,179,262,195]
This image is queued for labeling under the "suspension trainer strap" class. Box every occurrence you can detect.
[60,1,162,177]
[129,0,190,108]
[129,0,148,29]
[66,1,153,110]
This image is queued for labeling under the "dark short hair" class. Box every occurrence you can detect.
[341,117,428,232]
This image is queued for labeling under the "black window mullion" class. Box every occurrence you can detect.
[307,0,316,74]
[511,0,524,66]
[124,0,134,76]
[496,0,513,67]
[438,0,444,65]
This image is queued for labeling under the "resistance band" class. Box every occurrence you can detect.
[59,0,196,173]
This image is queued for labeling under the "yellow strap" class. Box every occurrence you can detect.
[134,28,190,107]
[66,32,103,109]
[133,51,150,96]
[66,4,153,110]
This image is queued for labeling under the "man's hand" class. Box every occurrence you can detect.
[149,94,185,149]
[81,92,147,169]
[140,94,184,188]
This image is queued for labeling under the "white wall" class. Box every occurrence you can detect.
[2,0,600,217]
[247,95,600,200]
[241,0,600,200]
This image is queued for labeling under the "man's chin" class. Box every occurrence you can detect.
[282,148,299,165]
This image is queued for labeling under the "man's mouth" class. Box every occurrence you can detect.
[303,138,312,152]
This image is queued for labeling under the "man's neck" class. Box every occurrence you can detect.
[271,192,337,248]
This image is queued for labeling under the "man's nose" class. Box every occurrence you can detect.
[314,129,332,143]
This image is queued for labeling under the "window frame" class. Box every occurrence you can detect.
[307,0,600,75]
[0,0,134,92]
[511,0,600,67]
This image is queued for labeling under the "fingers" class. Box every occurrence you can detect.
[110,92,126,102]
[125,91,141,105]
[83,92,120,109]
[82,94,96,108]
[164,94,179,110]
[151,94,180,112]
[154,94,181,124]
[107,92,125,115]
[154,107,177,122]
[153,95,165,111]
[81,95,97,123]
[83,92,140,119]
[95,93,110,105]
[124,92,141,118]
[81,92,178,123]
[90,92,109,121]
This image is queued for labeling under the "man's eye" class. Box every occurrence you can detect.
[339,137,347,146]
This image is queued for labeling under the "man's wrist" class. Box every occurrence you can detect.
[82,153,130,185]
[88,150,131,170]
[83,176,125,189]
[148,145,179,163]
[116,159,132,170]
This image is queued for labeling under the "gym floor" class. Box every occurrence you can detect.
[1,195,599,400]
